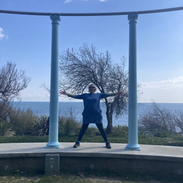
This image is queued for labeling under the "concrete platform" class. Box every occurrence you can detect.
[0,142,183,178]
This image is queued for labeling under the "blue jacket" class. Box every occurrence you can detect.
[74,93,109,124]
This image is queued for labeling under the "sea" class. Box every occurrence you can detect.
[12,102,183,128]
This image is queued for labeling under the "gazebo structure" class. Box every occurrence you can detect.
[1,7,183,151]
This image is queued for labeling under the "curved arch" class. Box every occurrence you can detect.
[0,6,183,16]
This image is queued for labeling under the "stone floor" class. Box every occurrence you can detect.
[0,142,183,160]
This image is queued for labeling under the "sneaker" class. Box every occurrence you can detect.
[73,141,80,148]
[106,142,111,149]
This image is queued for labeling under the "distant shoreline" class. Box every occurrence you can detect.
[12,101,183,104]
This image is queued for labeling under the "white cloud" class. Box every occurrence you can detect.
[139,76,183,103]
[0,28,5,40]
[64,0,107,3]
[141,76,183,89]
[0,28,8,40]
[64,0,74,4]
[20,93,50,98]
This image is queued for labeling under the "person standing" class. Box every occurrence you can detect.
[60,84,121,149]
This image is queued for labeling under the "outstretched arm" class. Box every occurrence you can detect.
[109,91,124,97]
[60,90,74,98]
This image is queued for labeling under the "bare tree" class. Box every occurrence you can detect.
[138,102,176,136]
[59,44,129,134]
[174,111,183,134]
[0,62,31,120]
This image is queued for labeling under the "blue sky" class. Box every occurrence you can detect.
[0,0,183,103]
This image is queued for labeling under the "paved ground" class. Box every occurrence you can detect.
[0,142,183,160]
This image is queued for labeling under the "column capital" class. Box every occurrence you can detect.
[50,14,61,24]
[128,13,138,23]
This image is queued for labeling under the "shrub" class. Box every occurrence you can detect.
[112,125,128,137]
[7,105,82,137]
[85,127,98,136]
[0,118,12,136]
[59,116,81,136]
[0,102,14,136]
[174,111,183,135]
[138,102,176,137]
[9,108,37,136]
[58,107,82,136]
[32,115,48,136]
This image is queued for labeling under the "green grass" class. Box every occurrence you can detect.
[0,175,143,183]
[0,132,183,147]
[0,123,183,147]
[0,135,49,143]
[0,170,182,183]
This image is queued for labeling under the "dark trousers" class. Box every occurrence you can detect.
[77,123,108,142]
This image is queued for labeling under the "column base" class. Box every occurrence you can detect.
[45,142,60,149]
[125,143,141,151]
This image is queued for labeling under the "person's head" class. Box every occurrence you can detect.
[88,84,96,94]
